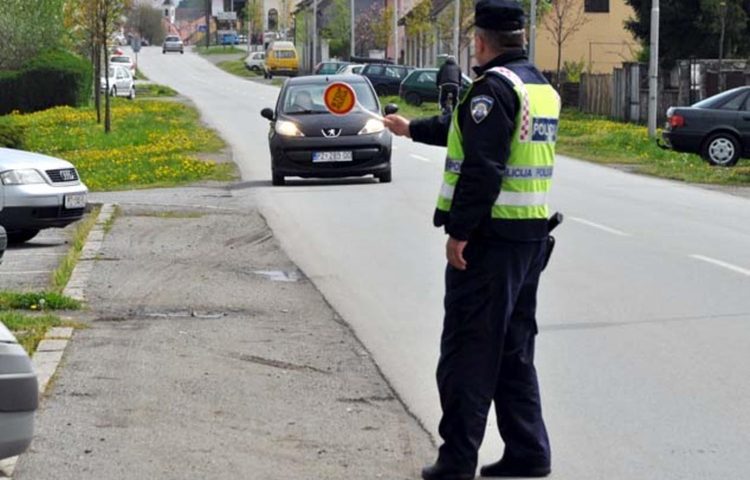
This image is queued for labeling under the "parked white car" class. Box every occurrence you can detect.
[101,65,135,99]
[337,63,365,75]
[0,321,38,460]
[109,54,135,74]
[0,148,88,244]
[244,51,265,72]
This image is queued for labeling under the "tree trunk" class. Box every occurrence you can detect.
[94,44,101,124]
[556,39,562,90]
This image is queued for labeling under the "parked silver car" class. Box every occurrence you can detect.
[101,65,135,99]
[163,35,184,54]
[0,148,88,244]
[0,321,38,460]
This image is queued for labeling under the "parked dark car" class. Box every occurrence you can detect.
[260,75,396,185]
[662,86,750,166]
[314,61,350,75]
[399,68,473,106]
[360,64,413,96]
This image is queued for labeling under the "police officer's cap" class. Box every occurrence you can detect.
[474,0,526,31]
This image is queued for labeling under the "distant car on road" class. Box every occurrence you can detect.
[0,320,38,460]
[101,65,135,99]
[314,61,350,75]
[110,54,135,74]
[399,68,472,106]
[336,64,365,75]
[360,64,413,96]
[662,86,750,166]
[244,51,265,72]
[0,148,88,244]
[264,41,298,79]
[260,75,396,185]
[162,35,184,54]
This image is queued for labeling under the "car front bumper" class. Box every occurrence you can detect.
[163,44,183,51]
[270,131,392,178]
[1,183,88,231]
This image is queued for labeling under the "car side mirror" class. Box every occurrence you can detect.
[261,108,275,121]
[384,104,399,116]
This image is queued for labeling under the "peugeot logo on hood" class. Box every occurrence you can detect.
[322,128,342,138]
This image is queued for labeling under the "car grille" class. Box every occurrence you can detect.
[34,207,85,219]
[46,168,79,183]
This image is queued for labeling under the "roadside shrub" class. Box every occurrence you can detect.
[0,122,26,149]
[0,50,92,115]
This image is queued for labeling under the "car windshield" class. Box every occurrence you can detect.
[111,56,130,63]
[693,88,746,109]
[274,50,295,59]
[282,82,378,114]
[166,37,179,42]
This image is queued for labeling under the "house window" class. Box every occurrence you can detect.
[584,0,609,13]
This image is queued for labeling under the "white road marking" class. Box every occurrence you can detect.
[0,271,50,275]
[569,216,630,237]
[410,154,432,163]
[690,254,750,277]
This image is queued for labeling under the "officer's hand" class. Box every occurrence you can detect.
[383,115,411,138]
[446,237,468,270]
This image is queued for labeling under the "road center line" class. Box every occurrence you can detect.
[410,154,431,163]
[690,254,750,277]
[569,216,630,237]
[0,271,50,275]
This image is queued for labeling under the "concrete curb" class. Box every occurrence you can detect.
[64,203,116,302]
[0,204,116,479]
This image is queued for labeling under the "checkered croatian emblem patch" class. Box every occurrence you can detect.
[470,95,494,124]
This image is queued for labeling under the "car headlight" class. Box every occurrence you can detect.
[358,119,385,135]
[276,120,305,137]
[0,169,46,185]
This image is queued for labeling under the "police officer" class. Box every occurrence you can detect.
[383,1,560,478]
[437,56,462,114]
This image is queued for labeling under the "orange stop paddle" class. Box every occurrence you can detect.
[324,82,383,119]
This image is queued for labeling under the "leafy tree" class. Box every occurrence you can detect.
[321,0,351,58]
[373,5,395,52]
[127,4,166,45]
[624,0,750,66]
[355,3,392,55]
[0,0,66,70]
[542,0,589,88]
[246,0,263,44]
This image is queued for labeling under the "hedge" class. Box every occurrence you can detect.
[0,122,26,149]
[0,50,92,115]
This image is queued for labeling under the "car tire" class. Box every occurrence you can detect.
[377,169,392,183]
[250,66,259,72]
[162,50,166,54]
[405,92,422,106]
[272,172,285,186]
[7,229,40,245]
[111,86,117,97]
[703,132,741,167]
[128,87,135,100]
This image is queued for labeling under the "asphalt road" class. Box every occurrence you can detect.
[135,46,750,479]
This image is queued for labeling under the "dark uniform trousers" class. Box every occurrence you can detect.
[439,84,460,115]
[436,236,551,471]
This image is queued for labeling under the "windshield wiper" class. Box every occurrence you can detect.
[286,110,328,115]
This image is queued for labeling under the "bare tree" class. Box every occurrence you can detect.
[542,0,588,89]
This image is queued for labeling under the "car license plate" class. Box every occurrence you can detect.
[64,193,87,209]
[313,151,353,163]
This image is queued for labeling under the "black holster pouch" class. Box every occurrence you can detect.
[542,212,563,271]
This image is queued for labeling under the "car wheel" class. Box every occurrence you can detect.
[128,87,135,100]
[250,66,259,72]
[162,50,166,54]
[111,86,117,97]
[703,132,740,167]
[272,172,285,186]
[405,92,422,106]
[377,169,392,183]
[7,229,40,244]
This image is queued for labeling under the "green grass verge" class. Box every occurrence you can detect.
[103,205,122,234]
[0,292,80,311]
[196,45,246,55]
[0,99,236,191]
[380,95,441,120]
[217,59,260,78]
[51,206,101,293]
[135,69,148,80]
[136,83,178,97]
[557,109,750,185]
[1,312,62,354]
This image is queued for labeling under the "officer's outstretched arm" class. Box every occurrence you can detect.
[406,113,452,147]
[446,82,517,240]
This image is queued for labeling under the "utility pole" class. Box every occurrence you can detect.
[393,0,399,64]
[205,0,210,48]
[718,0,727,92]
[312,0,317,68]
[350,0,355,59]
[647,0,660,138]
[453,0,459,62]
[529,0,537,63]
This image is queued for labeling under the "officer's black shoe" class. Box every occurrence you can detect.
[479,457,551,478]
[422,462,475,480]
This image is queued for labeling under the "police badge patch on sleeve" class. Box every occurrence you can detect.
[470,95,494,124]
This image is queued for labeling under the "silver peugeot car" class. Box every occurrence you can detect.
[0,148,88,244]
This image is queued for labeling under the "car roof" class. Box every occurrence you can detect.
[285,74,371,86]
[0,148,75,170]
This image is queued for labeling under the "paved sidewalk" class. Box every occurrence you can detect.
[13,197,432,480]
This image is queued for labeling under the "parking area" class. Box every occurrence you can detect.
[0,226,76,291]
